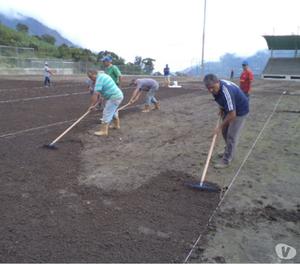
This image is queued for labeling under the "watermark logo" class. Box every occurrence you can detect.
[275,243,297,260]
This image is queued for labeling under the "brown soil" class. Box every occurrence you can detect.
[0,77,218,262]
[1,77,299,263]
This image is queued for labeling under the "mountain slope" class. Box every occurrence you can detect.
[0,12,76,47]
[182,50,270,77]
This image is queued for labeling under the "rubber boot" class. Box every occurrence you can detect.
[142,105,151,113]
[94,123,109,136]
[109,117,120,129]
[153,102,160,110]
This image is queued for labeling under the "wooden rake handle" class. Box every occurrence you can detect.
[48,101,99,146]
[49,109,91,146]
[117,102,132,112]
[199,117,221,185]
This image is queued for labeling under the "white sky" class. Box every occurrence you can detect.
[0,0,299,72]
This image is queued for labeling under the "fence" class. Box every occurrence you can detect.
[0,45,35,58]
[0,45,149,75]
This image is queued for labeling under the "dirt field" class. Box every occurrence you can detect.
[0,76,299,262]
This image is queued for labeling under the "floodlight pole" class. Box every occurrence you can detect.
[200,0,207,79]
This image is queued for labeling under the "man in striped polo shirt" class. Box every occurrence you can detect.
[88,70,124,136]
[203,74,249,169]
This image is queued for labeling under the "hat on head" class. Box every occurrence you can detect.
[45,62,48,65]
[242,60,248,66]
[101,56,112,62]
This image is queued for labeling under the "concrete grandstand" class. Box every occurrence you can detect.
[262,35,300,81]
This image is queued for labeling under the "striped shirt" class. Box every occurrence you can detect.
[94,73,123,100]
[213,80,249,116]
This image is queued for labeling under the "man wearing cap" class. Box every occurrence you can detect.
[128,78,160,112]
[102,56,122,87]
[203,74,249,169]
[44,62,54,87]
[87,70,124,136]
[240,61,254,97]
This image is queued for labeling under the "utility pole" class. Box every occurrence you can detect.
[200,0,207,79]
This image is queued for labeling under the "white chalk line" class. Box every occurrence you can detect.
[0,119,77,139]
[0,91,89,104]
[0,86,137,104]
[0,83,84,92]
[0,103,144,139]
[0,85,198,104]
[183,91,286,263]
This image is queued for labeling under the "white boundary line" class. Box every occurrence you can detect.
[0,91,89,104]
[0,119,77,139]
[0,86,198,104]
[0,83,84,92]
[0,103,144,139]
[183,91,286,263]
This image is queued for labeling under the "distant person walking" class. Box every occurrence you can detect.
[203,74,249,169]
[87,70,124,136]
[230,69,234,79]
[102,56,122,88]
[163,64,171,87]
[44,62,54,87]
[128,78,160,113]
[240,61,254,97]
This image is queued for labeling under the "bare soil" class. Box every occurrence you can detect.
[0,77,299,263]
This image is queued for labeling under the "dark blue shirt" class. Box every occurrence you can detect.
[164,67,170,76]
[213,80,249,116]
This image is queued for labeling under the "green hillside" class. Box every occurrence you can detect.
[0,23,156,74]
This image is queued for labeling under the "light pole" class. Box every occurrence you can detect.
[200,0,207,79]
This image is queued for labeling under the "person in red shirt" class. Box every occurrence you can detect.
[240,61,254,97]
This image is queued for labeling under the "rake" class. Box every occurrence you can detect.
[43,103,98,149]
[185,117,221,192]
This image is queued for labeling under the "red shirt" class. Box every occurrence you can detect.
[240,69,254,94]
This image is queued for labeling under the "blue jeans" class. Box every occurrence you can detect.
[102,97,123,123]
[145,88,158,105]
[44,76,50,86]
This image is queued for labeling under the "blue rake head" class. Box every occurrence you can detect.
[184,181,221,192]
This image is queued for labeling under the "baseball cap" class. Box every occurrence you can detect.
[45,62,48,65]
[242,60,248,66]
[101,56,112,62]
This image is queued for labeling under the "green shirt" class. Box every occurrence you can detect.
[105,65,122,85]
[94,73,123,100]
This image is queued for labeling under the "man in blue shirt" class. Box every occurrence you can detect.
[163,64,170,87]
[203,74,249,169]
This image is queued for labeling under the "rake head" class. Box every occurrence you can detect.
[42,143,58,150]
[184,181,221,192]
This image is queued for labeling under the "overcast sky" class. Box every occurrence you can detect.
[0,0,299,72]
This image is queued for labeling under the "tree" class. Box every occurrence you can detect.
[58,44,72,59]
[41,34,56,45]
[134,56,142,67]
[142,58,156,74]
[16,23,29,34]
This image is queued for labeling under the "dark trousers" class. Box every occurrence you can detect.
[222,115,247,164]
[44,76,50,86]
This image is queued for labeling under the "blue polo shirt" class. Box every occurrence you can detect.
[213,80,249,116]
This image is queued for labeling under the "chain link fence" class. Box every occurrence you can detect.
[0,45,148,75]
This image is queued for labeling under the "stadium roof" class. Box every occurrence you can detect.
[263,35,300,50]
